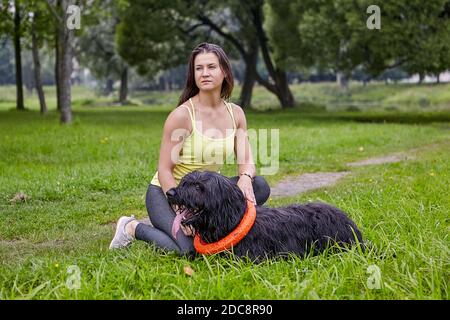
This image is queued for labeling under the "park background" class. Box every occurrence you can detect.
[0,0,449,299]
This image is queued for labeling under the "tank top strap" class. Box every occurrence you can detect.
[188,98,196,121]
[224,100,237,130]
[180,99,195,130]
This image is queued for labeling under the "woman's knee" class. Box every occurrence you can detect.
[145,184,154,215]
[145,184,173,225]
[253,176,271,205]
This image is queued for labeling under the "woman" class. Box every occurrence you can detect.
[109,43,270,255]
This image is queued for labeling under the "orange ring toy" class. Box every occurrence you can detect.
[194,200,256,255]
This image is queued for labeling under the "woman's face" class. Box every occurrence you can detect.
[194,52,225,92]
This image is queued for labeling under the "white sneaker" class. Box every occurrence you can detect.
[109,215,136,249]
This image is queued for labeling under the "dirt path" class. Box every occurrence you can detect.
[269,172,351,197]
[270,149,419,198]
[346,152,414,167]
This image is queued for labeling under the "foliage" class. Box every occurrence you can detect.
[281,0,450,77]
[77,0,127,87]
[115,0,195,76]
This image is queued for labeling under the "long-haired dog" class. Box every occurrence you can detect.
[167,171,363,261]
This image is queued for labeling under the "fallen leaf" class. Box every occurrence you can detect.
[183,266,194,276]
[10,192,29,203]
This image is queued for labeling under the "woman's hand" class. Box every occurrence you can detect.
[237,175,256,205]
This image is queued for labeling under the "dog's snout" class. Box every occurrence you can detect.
[166,188,176,199]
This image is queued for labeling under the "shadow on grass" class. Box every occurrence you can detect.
[1,106,449,127]
[302,111,450,125]
[251,105,450,125]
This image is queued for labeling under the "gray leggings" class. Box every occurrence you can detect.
[135,175,271,255]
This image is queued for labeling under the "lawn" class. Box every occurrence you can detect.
[0,83,449,299]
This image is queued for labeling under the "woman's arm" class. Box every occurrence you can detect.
[157,107,191,195]
[233,104,257,204]
[158,106,195,237]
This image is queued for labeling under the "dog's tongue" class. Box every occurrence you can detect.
[172,210,187,239]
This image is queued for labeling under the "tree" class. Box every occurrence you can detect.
[397,1,450,80]
[28,0,53,114]
[31,9,47,113]
[349,0,450,80]
[46,0,77,123]
[1,0,55,114]
[116,0,297,108]
[0,0,27,110]
[78,0,130,104]
[288,0,450,87]
[0,2,15,85]
[192,0,297,107]
[116,0,193,77]
[287,0,369,89]
[195,1,261,107]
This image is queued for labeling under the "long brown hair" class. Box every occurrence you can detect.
[178,43,234,106]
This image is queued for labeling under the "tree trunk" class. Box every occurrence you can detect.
[105,78,114,95]
[55,34,61,110]
[274,70,295,108]
[418,72,425,84]
[239,45,258,108]
[54,1,61,111]
[59,0,74,123]
[119,66,128,104]
[163,74,170,92]
[253,63,295,108]
[31,13,47,114]
[336,72,349,90]
[13,0,24,111]
[251,5,295,108]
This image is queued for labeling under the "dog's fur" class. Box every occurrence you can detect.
[167,171,363,261]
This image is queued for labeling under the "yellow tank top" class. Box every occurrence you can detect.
[150,98,237,187]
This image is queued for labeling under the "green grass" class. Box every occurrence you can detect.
[0,84,449,299]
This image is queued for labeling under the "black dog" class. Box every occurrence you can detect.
[167,171,363,261]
